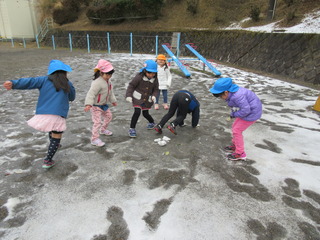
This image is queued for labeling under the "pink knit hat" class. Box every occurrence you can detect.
[94,59,114,73]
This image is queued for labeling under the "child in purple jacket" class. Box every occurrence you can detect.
[210,78,262,161]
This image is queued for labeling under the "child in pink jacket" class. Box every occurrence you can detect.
[84,59,117,147]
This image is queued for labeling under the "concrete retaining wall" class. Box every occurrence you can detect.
[44,30,320,85]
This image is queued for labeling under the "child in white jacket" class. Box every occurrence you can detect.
[84,59,117,147]
[155,54,172,110]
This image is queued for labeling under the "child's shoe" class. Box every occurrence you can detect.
[163,103,169,110]
[224,144,236,153]
[42,159,56,169]
[154,124,162,134]
[147,123,156,130]
[154,104,159,110]
[91,138,105,147]
[227,152,246,161]
[101,129,113,136]
[167,123,177,135]
[129,128,137,138]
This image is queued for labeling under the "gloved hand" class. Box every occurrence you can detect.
[126,97,132,103]
[152,96,156,102]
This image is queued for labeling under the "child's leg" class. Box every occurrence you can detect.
[45,131,62,161]
[142,110,154,123]
[162,90,168,103]
[130,107,141,128]
[91,107,103,141]
[101,109,112,132]
[156,91,160,104]
[232,118,256,154]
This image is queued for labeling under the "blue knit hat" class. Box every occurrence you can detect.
[47,60,72,75]
[209,77,239,94]
[140,60,158,73]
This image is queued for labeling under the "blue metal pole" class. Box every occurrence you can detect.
[11,38,14,47]
[176,33,181,58]
[155,35,158,56]
[87,34,90,53]
[162,44,191,78]
[23,38,26,48]
[107,32,110,54]
[52,35,55,50]
[130,33,133,56]
[36,35,40,48]
[69,33,72,52]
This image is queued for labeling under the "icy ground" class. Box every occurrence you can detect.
[224,9,320,34]
[0,49,320,240]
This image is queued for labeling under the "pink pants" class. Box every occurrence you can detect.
[91,107,112,141]
[232,118,256,155]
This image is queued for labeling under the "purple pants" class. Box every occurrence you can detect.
[91,106,112,141]
[232,118,256,155]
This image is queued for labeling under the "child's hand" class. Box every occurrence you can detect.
[126,97,132,103]
[112,102,117,106]
[3,81,12,90]
[84,105,92,112]
[151,96,156,102]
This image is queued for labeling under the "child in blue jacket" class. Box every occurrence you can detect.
[3,60,76,168]
[210,78,262,161]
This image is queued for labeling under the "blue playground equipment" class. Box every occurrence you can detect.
[161,43,221,78]
[185,44,221,76]
[162,44,191,78]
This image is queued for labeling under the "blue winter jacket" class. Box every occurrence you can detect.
[227,87,262,121]
[11,76,76,118]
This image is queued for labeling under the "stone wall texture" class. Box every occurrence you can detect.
[44,30,320,85]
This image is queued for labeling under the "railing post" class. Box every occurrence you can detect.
[87,34,90,53]
[23,38,26,48]
[52,35,56,50]
[155,35,158,56]
[36,35,40,48]
[107,32,111,54]
[69,33,72,52]
[130,32,133,56]
[176,33,181,58]
[11,38,14,47]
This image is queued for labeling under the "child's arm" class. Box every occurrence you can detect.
[166,68,172,88]
[5,76,45,90]
[84,81,101,108]
[68,81,76,102]
[231,96,251,118]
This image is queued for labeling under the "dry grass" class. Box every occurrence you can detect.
[52,0,319,32]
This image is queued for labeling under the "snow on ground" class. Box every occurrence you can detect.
[0,49,320,240]
[224,9,320,33]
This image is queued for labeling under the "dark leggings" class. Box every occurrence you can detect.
[46,131,63,161]
[158,91,200,128]
[130,107,154,128]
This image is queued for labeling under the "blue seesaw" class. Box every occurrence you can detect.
[185,44,221,76]
[162,44,191,78]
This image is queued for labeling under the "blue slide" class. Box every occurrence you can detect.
[185,44,221,76]
[162,44,191,78]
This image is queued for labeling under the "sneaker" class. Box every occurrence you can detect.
[147,123,156,130]
[101,129,113,136]
[129,128,137,138]
[227,152,247,161]
[42,160,56,169]
[179,122,186,127]
[91,138,105,147]
[163,104,169,110]
[167,123,177,135]
[224,144,236,153]
[154,104,159,110]
[154,124,162,134]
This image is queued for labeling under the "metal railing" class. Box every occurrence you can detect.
[37,17,54,42]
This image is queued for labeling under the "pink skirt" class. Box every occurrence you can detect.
[27,114,67,132]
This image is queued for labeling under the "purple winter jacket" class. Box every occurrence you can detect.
[226,87,262,121]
